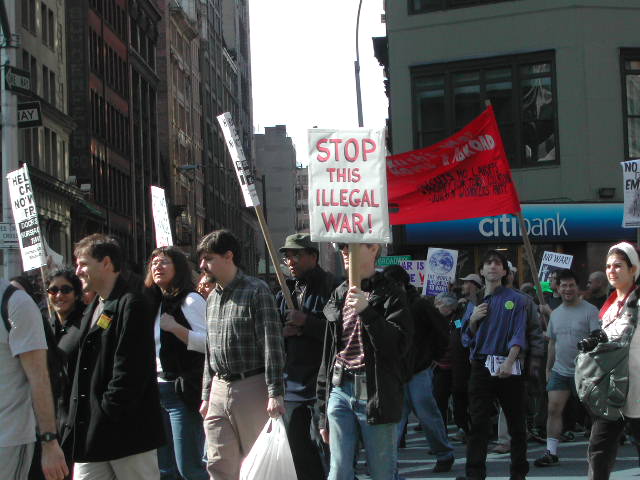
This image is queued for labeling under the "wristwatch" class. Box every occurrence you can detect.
[37,432,58,443]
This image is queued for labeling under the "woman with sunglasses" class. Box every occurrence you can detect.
[144,246,207,480]
[45,267,85,478]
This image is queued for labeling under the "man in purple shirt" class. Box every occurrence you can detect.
[456,250,529,480]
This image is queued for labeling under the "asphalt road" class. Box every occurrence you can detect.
[355,421,640,479]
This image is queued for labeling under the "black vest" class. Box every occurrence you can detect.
[154,288,205,379]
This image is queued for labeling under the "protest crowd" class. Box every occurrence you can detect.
[3,110,640,480]
[3,226,640,480]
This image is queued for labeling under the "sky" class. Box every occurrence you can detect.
[249,1,388,167]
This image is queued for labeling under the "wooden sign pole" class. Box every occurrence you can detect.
[255,205,294,310]
[515,212,547,309]
[348,244,361,288]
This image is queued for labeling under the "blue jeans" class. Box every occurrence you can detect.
[327,378,397,480]
[396,367,454,461]
[158,381,208,480]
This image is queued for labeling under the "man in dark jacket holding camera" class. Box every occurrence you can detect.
[317,243,412,480]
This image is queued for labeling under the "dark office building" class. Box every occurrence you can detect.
[66,0,162,266]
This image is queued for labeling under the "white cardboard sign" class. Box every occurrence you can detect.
[307,128,390,243]
[217,112,261,208]
[423,248,458,296]
[6,165,46,271]
[622,159,640,228]
[538,251,573,282]
[151,186,173,247]
[398,260,426,288]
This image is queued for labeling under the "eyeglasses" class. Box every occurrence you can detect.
[151,258,172,268]
[47,285,74,295]
[281,253,302,263]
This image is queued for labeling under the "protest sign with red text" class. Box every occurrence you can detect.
[386,106,521,225]
[308,129,390,243]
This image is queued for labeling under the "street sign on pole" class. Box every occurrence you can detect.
[17,101,42,128]
[4,65,31,95]
[0,222,19,248]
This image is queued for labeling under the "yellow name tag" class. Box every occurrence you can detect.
[97,314,112,330]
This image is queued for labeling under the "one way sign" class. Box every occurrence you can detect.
[18,102,43,128]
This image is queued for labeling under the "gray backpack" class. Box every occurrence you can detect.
[574,297,637,421]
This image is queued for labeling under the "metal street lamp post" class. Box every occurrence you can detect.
[354,0,364,128]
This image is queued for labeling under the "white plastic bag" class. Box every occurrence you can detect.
[239,417,297,480]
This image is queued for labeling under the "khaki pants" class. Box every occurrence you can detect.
[73,449,159,480]
[204,374,269,480]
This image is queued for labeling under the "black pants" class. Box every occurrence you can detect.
[466,361,529,479]
[283,400,328,480]
[588,416,640,480]
[433,366,469,431]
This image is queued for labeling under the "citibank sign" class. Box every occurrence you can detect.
[478,213,568,238]
[405,203,633,245]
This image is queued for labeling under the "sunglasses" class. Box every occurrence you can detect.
[47,285,74,295]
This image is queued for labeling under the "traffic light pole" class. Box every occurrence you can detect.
[1,0,21,279]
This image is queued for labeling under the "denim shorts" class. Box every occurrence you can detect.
[546,370,577,396]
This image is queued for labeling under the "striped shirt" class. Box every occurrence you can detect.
[336,300,367,371]
[202,271,284,399]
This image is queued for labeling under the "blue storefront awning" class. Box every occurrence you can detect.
[405,203,635,245]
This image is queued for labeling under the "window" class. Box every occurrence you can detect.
[22,0,36,33]
[49,70,56,107]
[622,49,640,160]
[39,3,54,49]
[41,3,47,43]
[48,8,54,48]
[410,0,514,14]
[30,54,38,95]
[412,50,558,169]
[42,65,49,102]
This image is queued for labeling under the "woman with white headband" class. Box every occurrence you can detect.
[586,242,640,479]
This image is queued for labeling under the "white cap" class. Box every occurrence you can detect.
[608,242,640,280]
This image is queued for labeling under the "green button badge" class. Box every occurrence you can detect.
[504,300,515,310]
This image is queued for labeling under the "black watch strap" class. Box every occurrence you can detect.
[37,432,59,443]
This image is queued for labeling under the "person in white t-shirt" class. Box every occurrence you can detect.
[145,247,208,480]
[0,279,68,480]
[534,269,600,467]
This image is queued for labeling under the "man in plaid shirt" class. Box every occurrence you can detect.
[197,230,285,480]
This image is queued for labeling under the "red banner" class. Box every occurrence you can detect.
[386,106,521,225]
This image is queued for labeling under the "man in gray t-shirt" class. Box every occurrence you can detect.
[0,279,67,480]
[535,270,600,468]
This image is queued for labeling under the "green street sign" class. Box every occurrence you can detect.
[376,255,411,267]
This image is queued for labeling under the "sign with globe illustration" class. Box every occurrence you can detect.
[423,248,458,295]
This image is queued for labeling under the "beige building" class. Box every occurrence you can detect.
[382,0,640,281]
[157,0,204,257]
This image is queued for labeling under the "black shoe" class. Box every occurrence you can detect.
[433,457,454,473]
[534,450,559,467]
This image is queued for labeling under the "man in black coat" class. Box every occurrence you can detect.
[383,265,456,473]
[276,233,341,480]
[63,234,164,479]
[317,243,412,480]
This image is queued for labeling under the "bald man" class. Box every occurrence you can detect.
[586,271,608,310]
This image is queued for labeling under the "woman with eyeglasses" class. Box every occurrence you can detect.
[144,246,208,480]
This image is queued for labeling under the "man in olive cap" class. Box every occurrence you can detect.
[276,233,340,480]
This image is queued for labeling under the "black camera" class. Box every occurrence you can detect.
[577,329,608,353]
